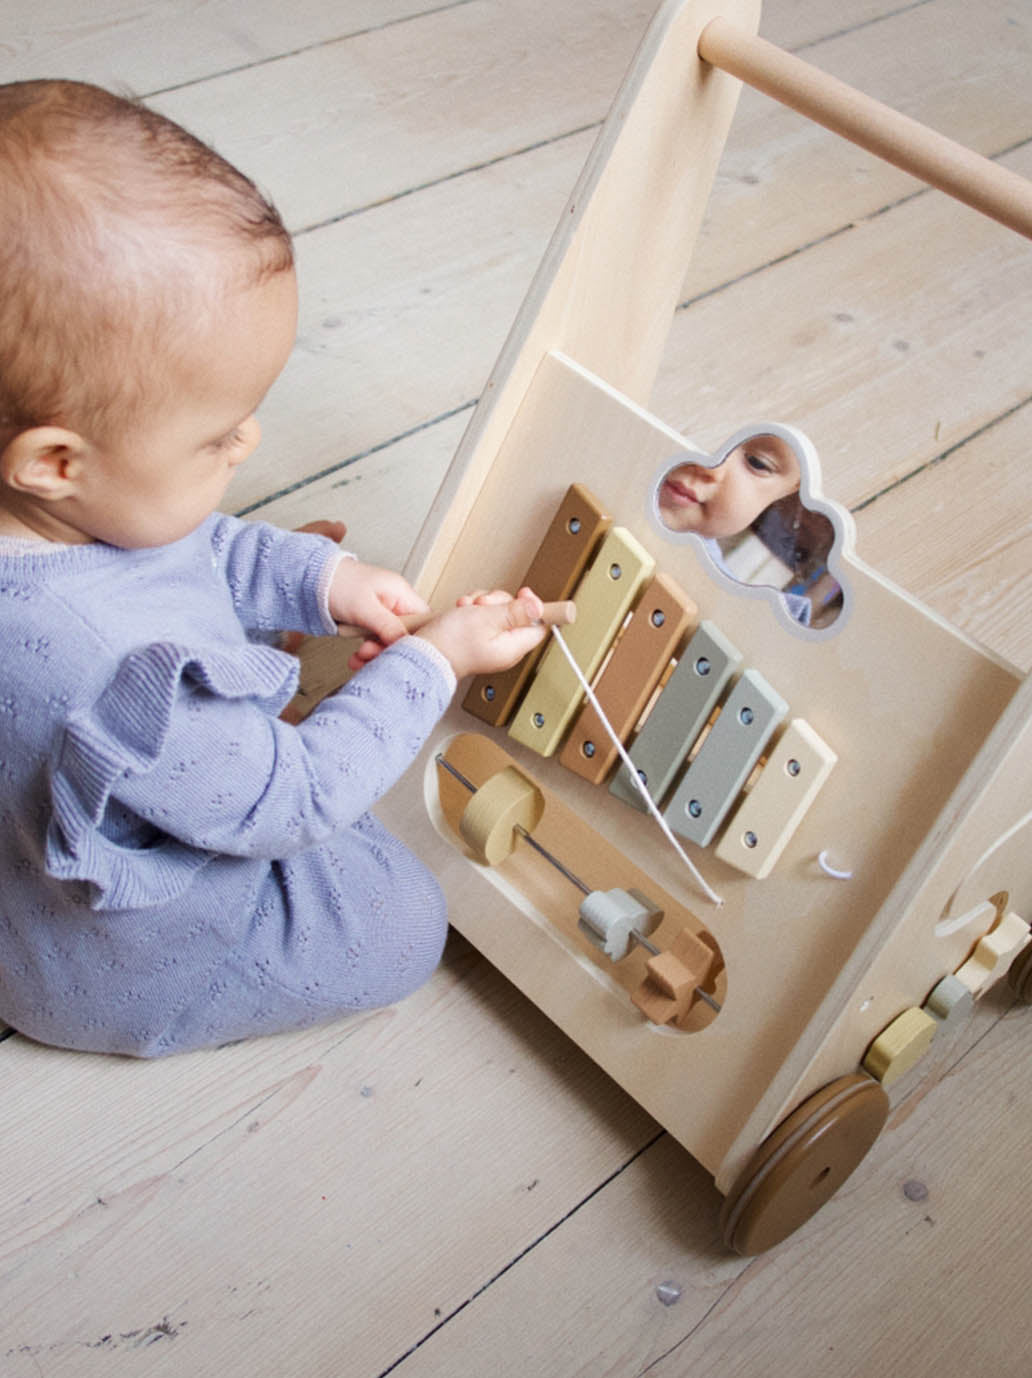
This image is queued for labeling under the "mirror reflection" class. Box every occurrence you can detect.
[656,429,844,629]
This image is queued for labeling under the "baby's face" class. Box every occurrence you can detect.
[68,267,298,548]
[657,434,800,540]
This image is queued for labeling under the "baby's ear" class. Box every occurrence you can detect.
[0,426,89,498]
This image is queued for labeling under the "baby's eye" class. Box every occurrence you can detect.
[745,450,775,474]
[212,427,246,453]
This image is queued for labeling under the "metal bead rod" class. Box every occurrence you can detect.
[513,824,591,896]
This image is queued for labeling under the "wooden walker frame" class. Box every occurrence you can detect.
[375,0,1032,1253]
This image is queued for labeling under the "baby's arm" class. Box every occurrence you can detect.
[51,589,547,876]
[53,636,456,872]
[211,514,346,638]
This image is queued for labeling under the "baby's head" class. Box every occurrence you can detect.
[0,80,298,546]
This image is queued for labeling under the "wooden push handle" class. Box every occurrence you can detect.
[697,17,1032,241]
[335,598,577,640]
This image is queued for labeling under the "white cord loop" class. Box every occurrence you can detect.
[817,850,853,880]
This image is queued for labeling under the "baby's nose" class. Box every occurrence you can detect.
[688,462,720,486]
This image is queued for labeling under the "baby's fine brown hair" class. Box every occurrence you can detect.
[0,80,294,447]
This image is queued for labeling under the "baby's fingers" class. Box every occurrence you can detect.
[347,636,387,671]
[503,589,545,629]
[455,588,513,608]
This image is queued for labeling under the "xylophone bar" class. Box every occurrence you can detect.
[462,484,611,727]
[609,621,741,810]
[509,525,655,756]
[559,573,698,785]
[715,720,837,878]
[663,668,788,848]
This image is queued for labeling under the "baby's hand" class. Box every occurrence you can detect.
[415,587,548,680]
[328,559,430,667]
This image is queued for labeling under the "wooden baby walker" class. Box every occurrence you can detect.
[374,0,1032,1254]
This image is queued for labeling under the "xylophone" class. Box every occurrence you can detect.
[372,0,1032,1253]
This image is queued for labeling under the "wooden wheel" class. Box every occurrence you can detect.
[720,1073,889,1255]
[1007,942,1032,1004]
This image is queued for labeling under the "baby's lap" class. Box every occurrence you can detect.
[234,820,447,995]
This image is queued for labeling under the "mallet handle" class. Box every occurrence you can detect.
[336,598,577,640]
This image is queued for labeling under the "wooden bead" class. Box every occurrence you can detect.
[862,1006,938,1087]
[577,888,662,961]
[953,911,1031,997]
[647,950,697,1001]
[458,766,545,866]
[632,927,718,1027]
[922,973,974,1032]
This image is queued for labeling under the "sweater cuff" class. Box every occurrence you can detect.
[316,549,356,635]
[407,635,458,697]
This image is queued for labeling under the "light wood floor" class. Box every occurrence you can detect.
[4,1,1032,1374]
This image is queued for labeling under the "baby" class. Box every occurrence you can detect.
[0,80,547,1056]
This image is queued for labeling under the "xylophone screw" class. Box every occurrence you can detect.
[582,741,596,758]
[695,657,711,676]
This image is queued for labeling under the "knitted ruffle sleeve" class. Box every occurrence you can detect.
[45,634,454,912]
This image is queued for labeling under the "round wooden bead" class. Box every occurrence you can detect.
[458,766,545,866]
[862,1006,938,1087]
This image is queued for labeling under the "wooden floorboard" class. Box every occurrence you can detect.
[393,992,1030,1378]
[6,1,472,93]
[3,0,1032,1374]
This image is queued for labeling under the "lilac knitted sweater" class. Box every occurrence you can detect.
[0,515,454,1055]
